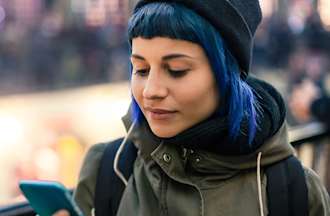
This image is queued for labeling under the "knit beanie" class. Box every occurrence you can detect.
[134,0,262,77]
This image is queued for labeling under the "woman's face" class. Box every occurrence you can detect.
[131,37,219,138]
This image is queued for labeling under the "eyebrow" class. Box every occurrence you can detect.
[130,53,193,61]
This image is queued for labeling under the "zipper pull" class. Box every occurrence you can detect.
[182,147,189,166]
[182,147,188,159]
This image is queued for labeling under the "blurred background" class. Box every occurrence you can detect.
[0,0,330,206]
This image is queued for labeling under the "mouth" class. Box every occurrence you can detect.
[144,107,178,120]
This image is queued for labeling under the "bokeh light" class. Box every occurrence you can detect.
[319,0,330,29]
[0,6,5,24]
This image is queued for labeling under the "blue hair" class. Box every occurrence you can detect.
[128,3,259,144]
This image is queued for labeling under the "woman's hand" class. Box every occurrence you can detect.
[53,210,70,216]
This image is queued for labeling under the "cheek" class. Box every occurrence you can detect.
[178,82,219,116]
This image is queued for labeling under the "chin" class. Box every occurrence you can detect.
[150,126,180,138]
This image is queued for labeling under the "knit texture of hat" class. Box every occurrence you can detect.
[134,0,262,77]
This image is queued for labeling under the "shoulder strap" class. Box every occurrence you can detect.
[266,155,309,216]
[94,138,137,216]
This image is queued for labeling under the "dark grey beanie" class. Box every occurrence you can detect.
[134,0,262,77]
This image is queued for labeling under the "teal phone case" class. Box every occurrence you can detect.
[19,180,84,216]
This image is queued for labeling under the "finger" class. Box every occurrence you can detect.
[53,210,70,216]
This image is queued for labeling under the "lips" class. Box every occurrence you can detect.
[144,107,177,120]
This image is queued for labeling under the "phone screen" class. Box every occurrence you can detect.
[19,180,84,216]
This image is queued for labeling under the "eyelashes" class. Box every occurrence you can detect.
[133,68,190,78]
[133,69,149,77]
[168,69,189,78]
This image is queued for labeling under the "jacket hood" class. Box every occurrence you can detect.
[121,77,295,174]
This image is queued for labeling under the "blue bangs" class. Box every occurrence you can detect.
[128,2,259,144]
[128,3,204,45]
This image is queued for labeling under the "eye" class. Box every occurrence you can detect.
[168,69,189,78]
[133,68,149,77]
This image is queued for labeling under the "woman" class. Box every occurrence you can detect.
[57,1,330,216]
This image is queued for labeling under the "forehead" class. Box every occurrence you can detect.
[131,37,206,59]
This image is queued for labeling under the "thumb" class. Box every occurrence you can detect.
[53,210,70,216]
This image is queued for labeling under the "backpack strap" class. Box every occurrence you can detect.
[94,138,137,216]
[266,155,309,216]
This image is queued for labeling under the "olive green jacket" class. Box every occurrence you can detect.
[74,122,330,216]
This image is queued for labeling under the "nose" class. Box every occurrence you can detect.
[143,69,168,100]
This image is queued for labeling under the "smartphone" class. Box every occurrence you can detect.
[19,180,84,216]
